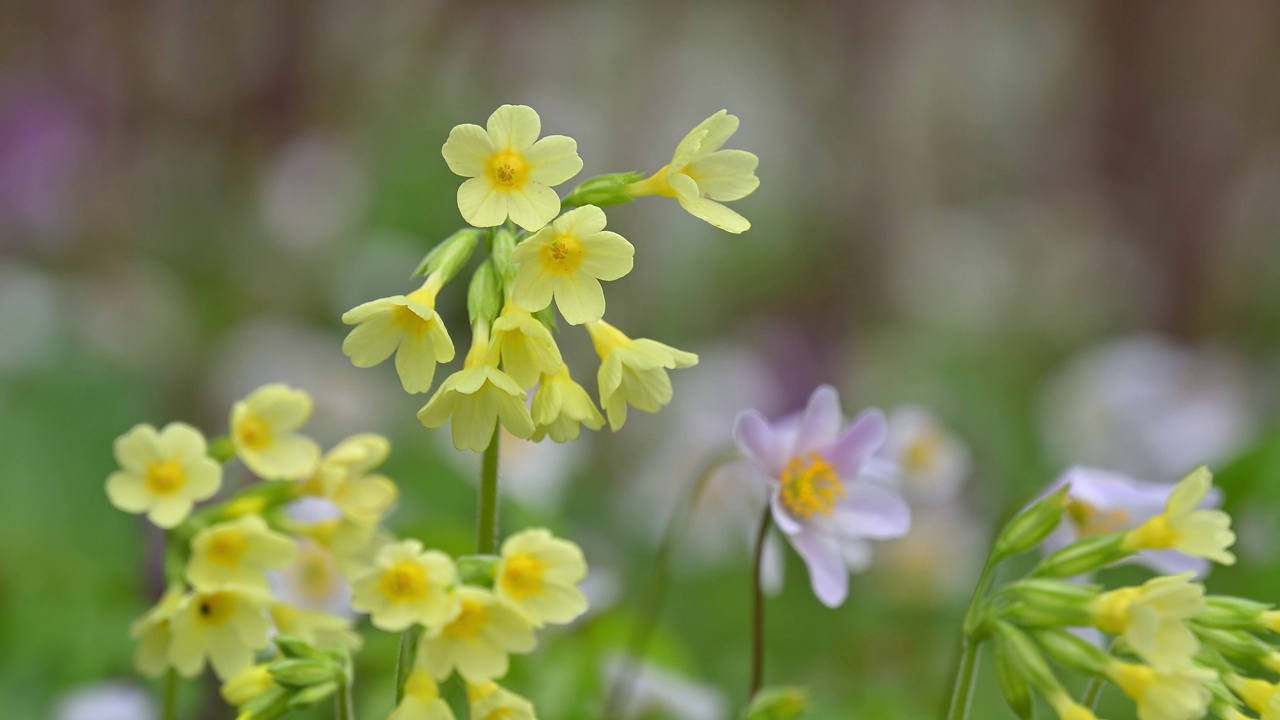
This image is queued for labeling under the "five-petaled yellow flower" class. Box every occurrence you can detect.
[106,422,222,529]
[168,585,273,680]
[418,586,537,684]
[510,204,634,325]
[1122,466,1236,565]
[532,365,605,443]
[442,104,583,232]
[186,515,299,592]
[1106,660,1214,720]
[351,539,460,632]
[341,273,455,394]
[1091,572,1203,665]
[469,682,537,720]
[230,384,322,481]
[586,320,698,430]
[131,585,186,677]
[496,528,588,627]
[488,302,563,388]
[629,110,759,234]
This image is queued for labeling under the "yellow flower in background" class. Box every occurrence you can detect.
[187,515,299,591]
[496,528,588,627]
[417,321,535,452]
[586,320,699,431]
[510,204,634,325]
[418,586,536,684]
[390,665,457,720]
[531,365,605,443]
[1228,676,1280,719]
[269,603,363,652]
[469,682,537,720]
[442,104,583,232]
[106,422,221,529]
[168,586,273,680]
[341,273,455,394]
[306,434,400,527]
[221,664,277,708]
[230,384,321,481]
[350,539,460,631]
[1122,467,1236,565]
[1091,573,1203,665]
[130,585,186,677]
[1106,661,1214,720]
[629,110,759,234]
[488,302,563,388]
[1048,691,1100,720]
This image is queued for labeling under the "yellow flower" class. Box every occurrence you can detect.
[341,273,455,394]
[1228,676,1280,719]
[230,384,321,481]
[1091,573,1203,665]
[1048,691,1100,720]
[442,104,583,232]
[629,110,759,234]
[187,515,299,591]
[488,302,563,388]
[417,321,535,452]
[418,586,537,684]
[350,539,459,631]
[306,434,399,526]
[496,528,588,627]
[469,682,537,720]
[268,603,362,652]
[130,585,186,677]
[1122,467,1236,565]
[531,364,605,443]
[1107,661,1214,720]
[221,664,277,708]
[510,205,634,325]
[168,586,273,680]
[586,320,698,430]
[390,666,457,720]
[106,422,222,529]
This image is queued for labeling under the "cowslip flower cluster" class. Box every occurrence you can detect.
[342,104,760,452]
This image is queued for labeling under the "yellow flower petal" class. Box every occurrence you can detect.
[525,134,583,187]
[441,123,494,176]
[486,105,541,152]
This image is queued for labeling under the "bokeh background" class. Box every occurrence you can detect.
[5,1,1280,718]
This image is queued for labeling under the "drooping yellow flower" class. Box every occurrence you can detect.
[418,586,537,684]
[496,528,588,627]
[350,539,459,631]
[417,321,535,452]
[389,665,457,720]
[230,384,322,481]
[221,663,278,708]
[106,422,222,529]
[1047,691,1101,720]
[130,585,186,677]
[1122,466,1236,565]
[531,364,605,443]
[629,110,759,234]
[488,302,563,388]
[586,320,698,430]
[305,434,399,527]
[1228,675,1280,719]
[1091,573,1203,665]
[341,273,455,394]
[442,104,583,232]
[1106,661,1215,720]
[269,603,362,652]
[168,586,273,680]
[510,205,634,325]
[187,515,299,591]
[469,682,537,720]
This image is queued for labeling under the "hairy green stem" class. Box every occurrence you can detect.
[394,625,423,706]
[477,424,501,554]
[945,549,1001,720]
[1082,676,1106,709]
[337,676,355,720]
[749,504,774,701]
[162,668,178,720]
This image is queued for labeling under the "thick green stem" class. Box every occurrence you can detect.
[749,504,774,701]
[477,424,501,554]
[1082,675,1106,709]
[337,676,355,720]
[162,668,178,720]
[394,625,423,706]
[945,550,1001,720]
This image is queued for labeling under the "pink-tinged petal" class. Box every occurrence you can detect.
[831,482,911,540]
[788,526,848,608]
[770,490,802,535]
[734,410,785,478]
[790,385,842,458]
[838,537,873,573]
[760,531,786,597]
[827,408,887,478]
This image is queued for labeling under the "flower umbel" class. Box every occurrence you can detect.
[511,204,634,325]
[106,422,221,529]
[341,273,455,394]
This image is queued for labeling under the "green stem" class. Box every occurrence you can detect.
[477,424,501,554]
[945,549,1001,720]
[1082,675,1106,709]
[162,668,178,720]
[337,676,355,720]
[393,625,423,706]
[749,504,774,701]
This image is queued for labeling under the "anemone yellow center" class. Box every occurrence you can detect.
[145,460,187,497]
[195,592,238,626]
[236,415,272,451]
[487,150,529,191]
[207,530,250,568]
[903,431,944,475]
[541,234,585,275]
[500,553,545,600]
[444,599,489,639]
[379,561,429,603]
[780,453,844,518]
[1067,500,1129,538]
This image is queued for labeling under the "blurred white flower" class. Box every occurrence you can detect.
[878,406,970,505]
[268,539,354,619]
[53,682,156,720]
[260,134,369,253]
[602,654,728,720]
[872,506,985,607]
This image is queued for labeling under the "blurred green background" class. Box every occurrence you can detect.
[5,1,1280,718]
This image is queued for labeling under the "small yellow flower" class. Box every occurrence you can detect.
[269,603,363,652]
[586,320,698,430]
[1091,573,1203,665]
[350,539,460,631]
[469,682,537,720]
[341,273,455,394]
[230,384,322,481]
[417,321,536,452]
[510,205,634,325]
[1047,691,1100,720]
[106,422,222,529]
[488,302,563,388]
[306,434,400,527]
[442,104,583,232]
[531,364,605,443]
[221,664,277,708]
[1122,466,1236,565]
[187,515,299,591]
[418,586,537,684]
[629,110,759,234]
[130,585,186,677]
[1107,661,1214,720]
[390,666,457,720]
[496,528,588,627]
[1228,675,1280,719]
[168,586,273,680]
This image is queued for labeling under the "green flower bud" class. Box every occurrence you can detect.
[287,680,339,709]
[222,665,278,707]
[456,554,499,587]
[273,636,328,662]
[467,261,503,327]
[1194,625,1274,662]
[1198,596,1272,631]
[1000,578,1100,628]
[1031,628,1113,677]
[491,226,518,288]
[238,685,290,720]
[415,228,484,283]
[561,172,645,209]
[994,638,1034,719]
[994,486,1070,561]
[1032,533,1129,578]
[744,686,808,720]
[269,658,337,688]
[993,622,1061,695]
